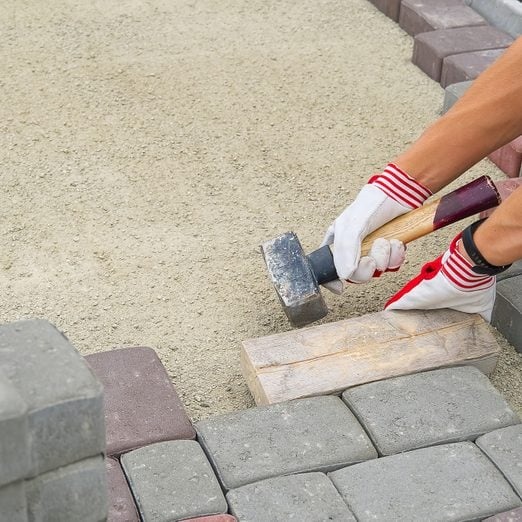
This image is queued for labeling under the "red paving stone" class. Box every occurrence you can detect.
[483,507,522,521]
[367,0,402,21]
[86,347,196,456]
[489,137,522,178]
[181,516,237,522]
[106,457,140,522]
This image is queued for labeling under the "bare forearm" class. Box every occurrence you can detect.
[393,37,522,193]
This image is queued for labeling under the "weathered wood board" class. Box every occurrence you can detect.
[241,309,501,406]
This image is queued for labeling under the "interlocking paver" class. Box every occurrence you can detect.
[467,0,522,39]
[367,0,402,21]
[412,25,513,81]
[489,136,522,178]
[342,366,520,455]
[0,319,105,477]
[477,424,522,497]
[441,48,505,87]
[0,482,27,522]
[399,0,485,36]
[106,457,140,522]
[181,516,237,522]
[442,80,473,114]
[226,472,356,522]
[498,260,522,282]
[25,455,107,522]
[196,396,377,490]
[0,373,30,488]
[121,440,227,522]
[85,347,195,456]
[483,507,522,521]
[492,275,522,353]
[329,442,522,521]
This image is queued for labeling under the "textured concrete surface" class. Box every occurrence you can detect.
[441,48,506,87]
[466,0,522,38]
[477,424,522,497]
[106,457,140,522]
[85,346,195,456]
[492,276,522,353]
[25,455,107,522]
[226,472,356,522]
[0,373,29,488]
[412,25,513,80]
[498,260,522,282]
[0,319,105,476]
[0,482,27,522]
[399,0,486,36]
[196,396,377,490]
[329,442,522,521]
[121,440,227,522]
[441,80,473,113]
[342,366,520,455]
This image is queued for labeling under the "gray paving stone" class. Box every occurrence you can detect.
[441,80,473,113]
[484,507,522,521]
[85,347,195,457]
[121,440,227,522]
[412,25,513,81]
[25,455,107,522]
[0,319,105,477]
[367,0,402,21]
[342,366,520,456]
[226,472,356,522]
[477,425,522,497]
[399,0,486,36]
[0,482,28,522]
[492,276,522,353]
[0,372,30,488]
[441,48,506,87]
[196,396,377,490]
[106,457,140,522]
[498,260,522,282]
[466,0,522,39]
[329,442,522,521]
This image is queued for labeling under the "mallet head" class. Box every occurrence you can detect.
[261,232,336,327]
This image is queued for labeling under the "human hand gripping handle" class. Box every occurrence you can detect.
[321,164,432,292]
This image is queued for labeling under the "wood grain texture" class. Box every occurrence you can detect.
[241,309,501,405]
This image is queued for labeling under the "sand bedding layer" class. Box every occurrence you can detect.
[1,0,520,420]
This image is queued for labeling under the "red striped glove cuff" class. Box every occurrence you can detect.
[368,163,432,209]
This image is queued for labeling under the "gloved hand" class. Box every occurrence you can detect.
[321,163,431,293]
[385,232,496,321]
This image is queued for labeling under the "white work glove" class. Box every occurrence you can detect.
[385,233,496,322]
[322,163,432,293]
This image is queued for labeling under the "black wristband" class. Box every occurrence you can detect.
[461,219,511,276]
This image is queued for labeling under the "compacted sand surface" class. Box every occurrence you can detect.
[1,0,520,420]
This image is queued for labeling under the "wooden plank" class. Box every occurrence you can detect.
[241,309,501,406]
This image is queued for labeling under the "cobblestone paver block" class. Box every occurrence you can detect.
[226,472,356,522]
[492,276,522,353]
[25,455,107,522]
[196,396,377,490]
[0,482,27,522]
[467,0,522,39]
[121,440,227,522]
[477,424,522,497]
[106,457,139,522]
[367,0,402,21]
[412,25,513,81]
[0,319,105,477]
[442,80,473,113]
[85,347,195,456]
[0,373,30,488]
[498,260,522,282]
[489,136,522,178]
[484,507,522,521]
[400,0,486,36]
[342,366,520,455]
[329,442,522,521]
[441,48,505,87]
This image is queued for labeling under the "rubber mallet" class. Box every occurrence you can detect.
[261,175,506,327]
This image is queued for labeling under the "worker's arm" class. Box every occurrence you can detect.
[394,36,522,192]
